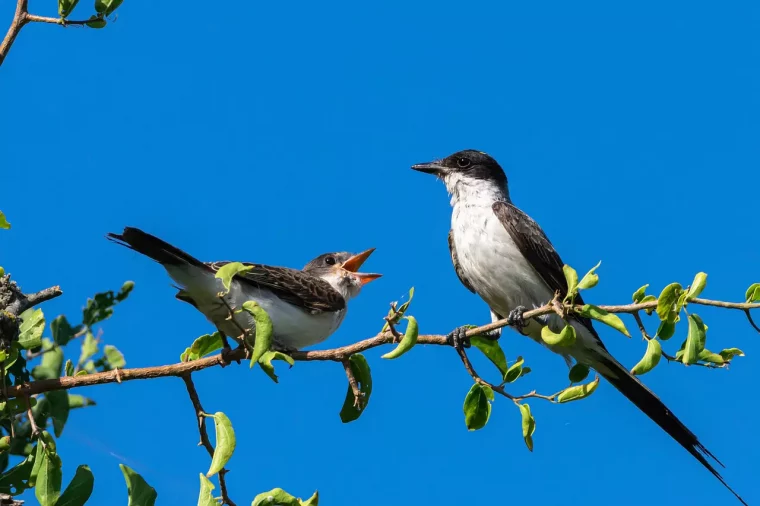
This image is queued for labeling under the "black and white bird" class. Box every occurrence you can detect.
[412,149,745,504]
[108,227,381,351]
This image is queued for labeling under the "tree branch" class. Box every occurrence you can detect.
[3,295,758,399]
[181,374,236,506]
[0,0,28,67]
[0,0,99,68]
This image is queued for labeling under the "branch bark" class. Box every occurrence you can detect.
[4,295,757,400]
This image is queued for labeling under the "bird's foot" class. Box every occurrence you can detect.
[219,334,242,366]
[446,326,472,350]
[507,306,528,331]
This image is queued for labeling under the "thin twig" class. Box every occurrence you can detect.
[25,395,39,439]
[342,360,363,408]
[181,374,236,506]
[744,310,760,334]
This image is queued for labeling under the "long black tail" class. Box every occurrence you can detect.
[107,227,205,268]
[592,351,747,505]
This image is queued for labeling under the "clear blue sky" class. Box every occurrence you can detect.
[1,0,758,504]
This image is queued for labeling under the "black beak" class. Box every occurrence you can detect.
[411,161,446,175]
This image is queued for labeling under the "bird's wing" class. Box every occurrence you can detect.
[207,262,346,313]
[448,229,477,294]
[491,201,601,343]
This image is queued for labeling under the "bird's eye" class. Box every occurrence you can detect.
[457,157,471,168]
[325,256,336,266]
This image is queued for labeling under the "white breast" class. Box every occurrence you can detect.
[166,265,345,350]
[452,202,554,318]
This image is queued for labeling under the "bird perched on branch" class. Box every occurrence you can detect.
[411,149,746,505]
[107,227,381,352]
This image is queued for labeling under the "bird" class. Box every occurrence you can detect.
[411,149,746,505]
[107,227,381,353]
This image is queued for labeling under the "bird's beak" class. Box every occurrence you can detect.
[341,248,382,285]
[411,161,447,175]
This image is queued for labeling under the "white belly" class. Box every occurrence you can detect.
[166,265,345,350]
[451,203,603,363]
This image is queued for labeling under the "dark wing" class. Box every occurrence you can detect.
[207,261,346,314]
[491,201,602,344]
[448,230,476,294]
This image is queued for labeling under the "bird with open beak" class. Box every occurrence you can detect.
[107,227,381,352]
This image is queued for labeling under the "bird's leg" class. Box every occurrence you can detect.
[446,326,472,350]
[506,305,528,332]
[216,328,237,366]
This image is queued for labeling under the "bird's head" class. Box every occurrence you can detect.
[411,149,509,203]
[304,250,381,300]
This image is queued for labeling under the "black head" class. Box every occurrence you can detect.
[411,149,508,187]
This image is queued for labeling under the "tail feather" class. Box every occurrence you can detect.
[593,351,747,505]
[107,227,205,268]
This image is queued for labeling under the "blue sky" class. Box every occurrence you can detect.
[1,0,759,504]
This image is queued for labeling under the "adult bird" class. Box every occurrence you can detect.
[411,149,745,505]
[107,227,381,352]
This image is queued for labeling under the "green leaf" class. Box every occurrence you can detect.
[381,316,419,359]
[181,332,224,362]
[104,0,123,15]
[0,343,19,370]
[68,394,96,409]
[214,262,253,294]
[462,383,493,431]
[578,304,630,337]
[0,452,35,495]
[503,356,526,383]
[655,320,676,340]
[577,261,601,290]
[64,359,74,377]
[632,284,649,304]
[563,265,579,299]
[568,363,590,383]
[339,354,372,423]
[470,336,508,376]
[301,491,319,506]
[257,351,294,383]
[103,345,126,369]
[631,339,662,376]
[639,294,657,315]
[206,412,236,477]
[719,348,745,362]
[745,283,760,303]
[197,473,219,506]
[242,301,274,367]
[35,442,62,506]
[0,211,10,230]
[51,316,77,346]
[540,324,576,347]
[518,403,536,452]
[58,0,79,17]
[32,339,63,381]
[686,272,707,300]
[556,376,600,403]
[0,436,10,453]
[56,465,94,506]
[697,349,725,364]
[78,332,98,367]
[18,308,44,349]
[48,390,70,437]
[683,314,707,365]
[120,464,157,506]
[382,287,415,331]
[252,488,300,506]
[656,283,683,322]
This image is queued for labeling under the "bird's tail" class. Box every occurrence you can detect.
[107,227,205,268]
[590,350,747,505]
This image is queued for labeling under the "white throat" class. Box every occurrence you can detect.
[443,173,510,210]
